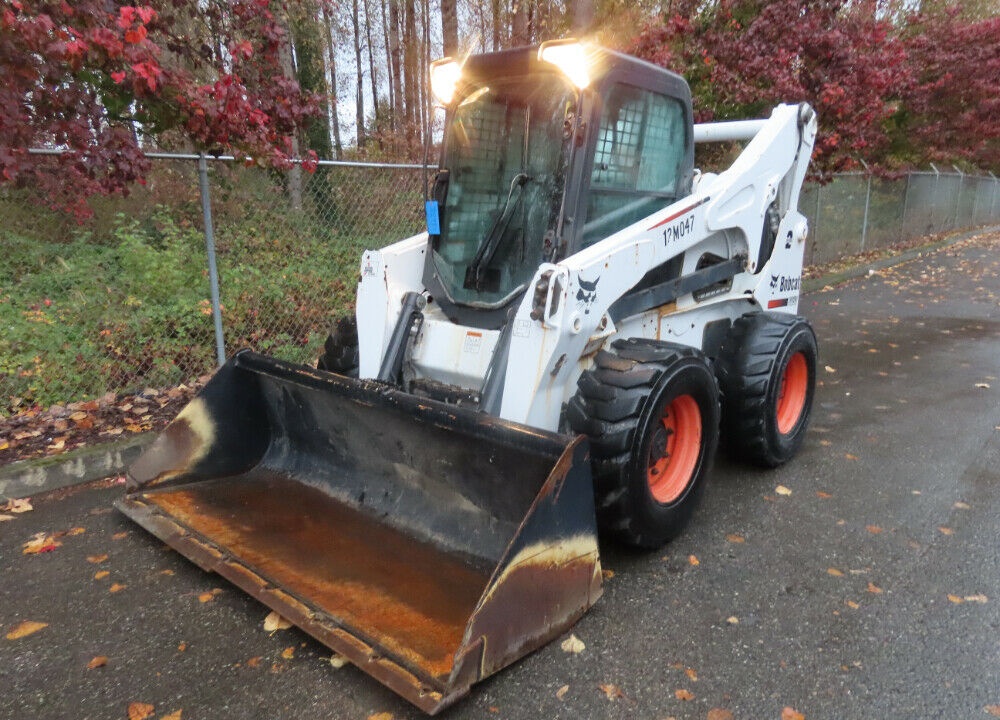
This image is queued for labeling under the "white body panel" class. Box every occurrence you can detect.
[355,104,817,433]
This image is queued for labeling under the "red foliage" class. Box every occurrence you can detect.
[632,0,908,175]
[0,1,319,219]
[896,8,1000,171]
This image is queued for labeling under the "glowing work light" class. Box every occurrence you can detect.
[429,57,462,105]
[538,39,590,89]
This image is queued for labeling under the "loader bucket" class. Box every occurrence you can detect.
[115,351,601,714]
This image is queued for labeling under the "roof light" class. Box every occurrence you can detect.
[429,57,462,105]
[538,39,590,89]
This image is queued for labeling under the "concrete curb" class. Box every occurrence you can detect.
[3,224,998,500]
[0,433,154,500]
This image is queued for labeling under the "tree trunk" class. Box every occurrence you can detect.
[277,14,303,209]
[441,0,458,55]
[351,0,366,147]
[403,0,419,147]
[389,0,404,136]
[511,0,529,46]
[380,0,395,139]
[491,0,501,50]
[323,6,343,158]
[571,0,594,36]
[363,0,379,135]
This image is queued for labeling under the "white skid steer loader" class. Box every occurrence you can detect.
[119,41,818,713]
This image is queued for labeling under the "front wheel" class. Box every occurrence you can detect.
[567,340,720,549]
[716,313,818,467]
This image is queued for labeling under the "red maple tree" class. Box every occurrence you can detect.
[0,1,319,218]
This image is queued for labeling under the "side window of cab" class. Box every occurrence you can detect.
[582,83,688,248]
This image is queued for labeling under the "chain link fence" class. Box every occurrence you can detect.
[800,170,1000,265]
[1,156,998,418]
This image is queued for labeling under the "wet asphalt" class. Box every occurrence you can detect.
[2,231,999,720]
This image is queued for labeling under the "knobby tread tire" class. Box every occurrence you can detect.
[317,315,360,377]
[715,312,818,468]
[568,338,720,549]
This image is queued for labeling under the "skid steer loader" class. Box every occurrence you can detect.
[118,41,818,713]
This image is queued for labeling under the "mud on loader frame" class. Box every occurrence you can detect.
[119,43,818,713]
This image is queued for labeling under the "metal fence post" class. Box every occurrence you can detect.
[952,166,964,231]
[859,161,872,251]
[989,172,998,222]
[198,153,227,367]
[929,164,940,232]
[900,172,911,241]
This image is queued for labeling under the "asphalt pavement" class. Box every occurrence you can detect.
[2,231,999,720]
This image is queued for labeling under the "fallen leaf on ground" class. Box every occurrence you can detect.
[845,453,859,461]
[3,498,33,513]
[938,527,954,535]
[94,570,110,580]
[556,684,569,700]
[67,527,86,536]
[246,656,262,668]
[87,656,108,669]
[602,568,615,580]
[0,515,15,522]
[947,594,964,604]
[159,569,175,576]
[816,491,833,499]
[846,600,860,609]
[87,554,109,564]
[975,383,990,389]
[867,582,883,594]
[561,634,585,653]
[688,554,700,566]
[984,705,1000,717]
[866,525,883,534]
[280,646,295,659]
[707,709,734,720]
[367,713,393,720]
[177,642,187,652]
[781,708,805,720]
[775,485,792,496]
[954,501,971,510]
[684,667,698,681]
[109,583,126,593]
[23,532,63,554]
[328,653,347,669]
[824,365,836,373]
[112,532,129,540]
[675,688,695,701]
[127,702,155,720]
[726,616,739,625]
[263,611,292,632]
[198,588,223,603]
[160,711,182,720]
[964,594,988,603]
[726,534,745,544]
[598,683,625,701]
[6,620,47,640]
[827,568,844,577]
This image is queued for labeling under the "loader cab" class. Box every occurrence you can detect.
[424,43,694,329]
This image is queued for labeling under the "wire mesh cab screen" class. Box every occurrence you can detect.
[583,83,688,247]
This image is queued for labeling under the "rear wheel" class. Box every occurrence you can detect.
[567,339,720,549]
[716,313,817,467]
[317,315,359,377]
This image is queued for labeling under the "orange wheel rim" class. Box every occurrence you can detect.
[646,394,702,504]
[776,352,808,434]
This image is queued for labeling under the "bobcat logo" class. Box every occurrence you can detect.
[576,275,600,314]
[770,274,780,290]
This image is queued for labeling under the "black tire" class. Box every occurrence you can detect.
[567,339,720,549]
[317,315,359,377]
[715,312,817,468]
